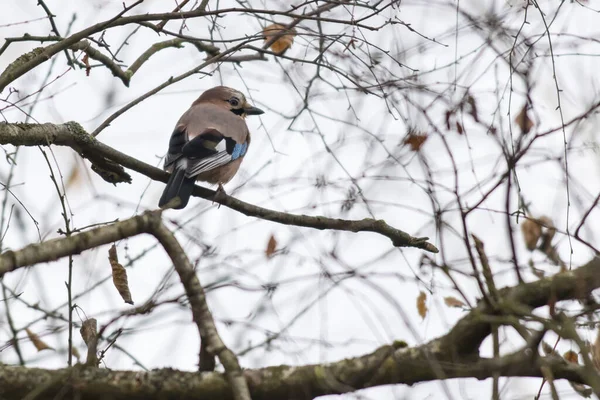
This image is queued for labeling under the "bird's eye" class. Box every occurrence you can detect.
[229,97,240,107]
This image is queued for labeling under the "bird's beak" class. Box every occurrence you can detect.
[243,103,264,115]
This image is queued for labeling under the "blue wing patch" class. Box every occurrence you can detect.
[231,142,248,160]
[185,141,248,177]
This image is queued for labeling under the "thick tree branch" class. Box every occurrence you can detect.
[0,341,590,400]
[442,255,600,358]
[0,121,438,252]
[0,210,158,277]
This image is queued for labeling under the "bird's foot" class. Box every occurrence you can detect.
[213,183,227,206]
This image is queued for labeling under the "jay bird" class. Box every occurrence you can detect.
[158,86,264,209]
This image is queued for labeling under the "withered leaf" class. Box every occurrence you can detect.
[444,296,466,308]
[80,318,99,367]
[521,219,542,251]
[265,234,277,258]
[80,318,98,347]
[83,54,91,77]
[404,132,428,152]
[515,105,533,134]
[343,38,357,52]
[456,121,464,135]
[108,244,134,305]
[563,350,579,364]
[26,328,54,352]
[466,94,479,122]
[445,110,452,130]
[417,291,428,319]
[263,23,296,54]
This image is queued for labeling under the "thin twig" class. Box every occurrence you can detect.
[155,0,192,31]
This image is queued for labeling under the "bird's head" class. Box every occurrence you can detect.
[196,86,264,118]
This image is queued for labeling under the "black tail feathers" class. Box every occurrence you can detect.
[158,168,196,209]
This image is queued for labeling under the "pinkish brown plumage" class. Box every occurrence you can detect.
[159,86,263,209]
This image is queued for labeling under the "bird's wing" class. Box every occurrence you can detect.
[164,103,250,177]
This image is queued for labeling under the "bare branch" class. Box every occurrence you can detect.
[0,122,438,252]
[0,2,352,93]
[0,210,251,399]
[69,38,218,87]
[0,340,590,400]
[442,256,600,357]
[153,222,251,400]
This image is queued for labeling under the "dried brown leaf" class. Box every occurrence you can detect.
[80,318,97,346]
[80,318,99,366]
[263,23,296,54]
[521,219,542,251]
[466,94,479,122]
[417,291,428,319]
[404,132,428,152]
[265,234,277,258]
[83,54,91,76]
[515,105,533,134]
[343,38,357,52]
[455,121,464,135]
[445,110,452,130]
[109,244,134,305]
[26,328,53,352]
[563,350,579,364]
[444,296,466,308]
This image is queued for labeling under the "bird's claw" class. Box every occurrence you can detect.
[213,183,227,207]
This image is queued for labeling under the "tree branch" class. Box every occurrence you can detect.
[441,255,600,358]
[0,210,251,400]
[0,208,598,398]
[69,38,219,87]
[153,221,251,400]
[0,210,157,277]
[0,121,438,252]
[0,341,590,400]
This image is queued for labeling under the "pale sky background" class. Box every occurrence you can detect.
[1,1,600,399]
